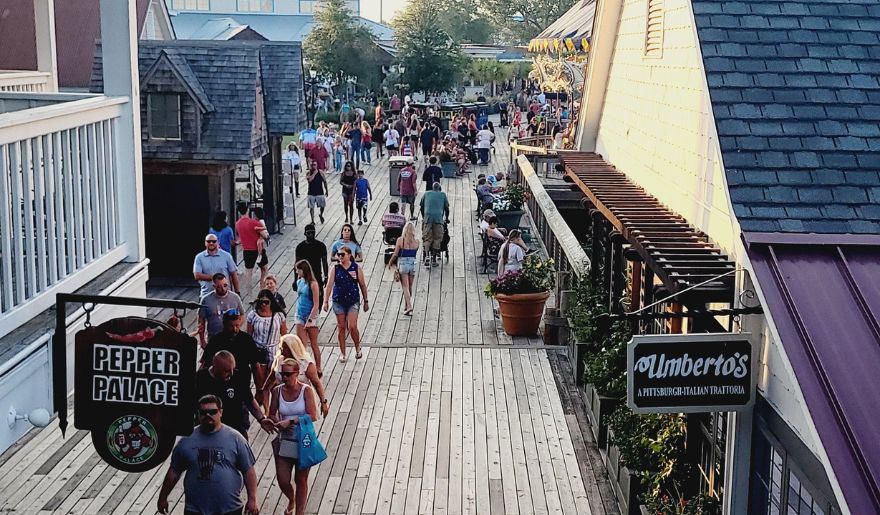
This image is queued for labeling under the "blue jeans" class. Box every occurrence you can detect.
[478,148,489,164]
[360,145,372,164]
[334,152,343,171]
[351,145,362,168]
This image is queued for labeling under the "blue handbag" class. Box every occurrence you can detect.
[297,415,327,469]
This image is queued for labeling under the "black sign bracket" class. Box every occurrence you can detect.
[53,294,202,437]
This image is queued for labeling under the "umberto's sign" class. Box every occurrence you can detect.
[75,317,196,472]
[627,333,755,414]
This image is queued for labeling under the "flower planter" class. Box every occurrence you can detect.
[495,209,525,230]
[587,385,620,448]
[441,161,457,178]
[495,291,551,336]
[614,464,646,515]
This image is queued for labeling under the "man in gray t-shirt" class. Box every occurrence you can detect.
[198,275,245,348]
[157,395,260,515]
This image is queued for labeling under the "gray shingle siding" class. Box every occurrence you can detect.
[92,40,304,163]
[693,0,880,233]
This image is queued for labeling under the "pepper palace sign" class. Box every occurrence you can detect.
[74,317,196,472]
[626,333,756,414]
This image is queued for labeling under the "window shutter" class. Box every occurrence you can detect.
[644,0,664,57]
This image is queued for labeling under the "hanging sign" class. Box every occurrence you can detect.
[74,317,196,472]
[627,333,755,414]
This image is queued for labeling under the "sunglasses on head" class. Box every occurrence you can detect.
[199,408,219,416]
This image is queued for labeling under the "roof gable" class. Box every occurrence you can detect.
[693,0,880,234]
[140,49,215,113]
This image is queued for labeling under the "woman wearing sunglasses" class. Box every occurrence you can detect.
[269,358,318,515]
[322,246,369,361]
[279,333,329,418]
[340,161,357,223]
[247,289,287,411]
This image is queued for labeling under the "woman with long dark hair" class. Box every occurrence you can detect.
[340,161,357,223]
[323,246,369,362]
[293,259,322,375]
[247,288,288,411]
[330,223,363,262]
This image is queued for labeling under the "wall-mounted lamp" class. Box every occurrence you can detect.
[7,406,51,429]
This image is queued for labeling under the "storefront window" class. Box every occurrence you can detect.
[750,427,836,515]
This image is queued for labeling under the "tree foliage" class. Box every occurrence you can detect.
[436,0,496,44]
[303,0,380,90]
[483,0,580,45]
[392,0,467,94]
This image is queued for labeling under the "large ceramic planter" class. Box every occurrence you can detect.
[495,209,525,230]
[495,291,551,336]
[441,161,457,178]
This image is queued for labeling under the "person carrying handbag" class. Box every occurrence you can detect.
[247,289,288,411]
[269,359,320,515]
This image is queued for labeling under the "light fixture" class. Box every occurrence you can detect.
[309,68,317,79]
[7,406,51,428]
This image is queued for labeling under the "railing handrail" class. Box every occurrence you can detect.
[0,70,52,84]
[518,154,590,278]
[0,91,99,103]
[0,95,127,144]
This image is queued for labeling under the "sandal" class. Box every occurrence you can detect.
[339,354,347,362]
[355,349,363,359]
[404,308,413,316]
[317,369,323,378]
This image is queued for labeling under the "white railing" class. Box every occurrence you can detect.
[0,95,130,339]
[0,71,52,93]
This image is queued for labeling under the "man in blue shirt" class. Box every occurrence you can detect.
[193,234,239,299]
[419,182,449,267]
[355,170,372,225]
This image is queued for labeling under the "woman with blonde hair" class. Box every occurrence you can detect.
[360,120,373,165]
[388,221,419,315]
[268,358,319,515]
[279,333,329,418]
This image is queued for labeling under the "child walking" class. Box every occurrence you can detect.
[355,170,373,225]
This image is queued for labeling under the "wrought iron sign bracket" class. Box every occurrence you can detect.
[53,294,203,436]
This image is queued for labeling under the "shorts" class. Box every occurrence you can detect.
[398,256,416,274]
[332,301,360,315]
[400,194,416,205]
[342,191,354,203]
[357,199,368,209]
[271,438,299,466]
[254,346,273,366]
[243,249,268,269]
[422,222,445,250]
[386,144,398,151]
[308,195,326,208]
[293,165,301,179]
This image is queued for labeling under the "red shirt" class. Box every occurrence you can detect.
[235,216,263,251]
[398,167,418,196]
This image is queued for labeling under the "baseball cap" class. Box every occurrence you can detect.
[222,308,241,318]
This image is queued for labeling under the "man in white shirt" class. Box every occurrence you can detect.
[282,143,302,196]
[476,125,493,165]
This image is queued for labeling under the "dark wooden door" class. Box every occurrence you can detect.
[143,175,210,280]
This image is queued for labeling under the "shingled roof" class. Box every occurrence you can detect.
[92,40,303,162]
[692,0,880,234]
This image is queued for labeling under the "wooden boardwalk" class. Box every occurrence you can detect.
[0,125,617,514]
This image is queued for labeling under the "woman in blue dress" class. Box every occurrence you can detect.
[322,246,369,362]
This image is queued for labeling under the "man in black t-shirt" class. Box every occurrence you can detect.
[200,310,260,385]
[195,351,274,440]
[422,156,443,189]
[419,123,438,157]
[295,223,328,305]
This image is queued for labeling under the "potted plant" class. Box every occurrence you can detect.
[492,183,529,229]
[484,255,555,336]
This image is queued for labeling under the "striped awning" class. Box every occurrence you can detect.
[528,0,596,54]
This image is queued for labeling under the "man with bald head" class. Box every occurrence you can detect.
[195,351,275,439]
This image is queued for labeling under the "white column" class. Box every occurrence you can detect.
[33,0,58,91]
[99,0,146,261]
[723,408,753,514]
[576,0,622,152]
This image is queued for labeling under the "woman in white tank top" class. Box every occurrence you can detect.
[269,358,319,515]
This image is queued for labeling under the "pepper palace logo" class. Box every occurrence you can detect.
[106,415,158,465]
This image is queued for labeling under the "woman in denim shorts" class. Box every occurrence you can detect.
[322,246,369,362]
[388,221,420,316]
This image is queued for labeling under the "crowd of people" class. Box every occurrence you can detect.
[166,96,546,514]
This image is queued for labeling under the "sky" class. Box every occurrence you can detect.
[359,0,407,24]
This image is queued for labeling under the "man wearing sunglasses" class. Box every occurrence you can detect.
[157,393,262,515]
[194,234,239,300]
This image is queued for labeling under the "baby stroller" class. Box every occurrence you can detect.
[439,221,451,261]
[383,225,403,264]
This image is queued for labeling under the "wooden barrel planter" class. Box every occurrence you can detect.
[495,291,551,336]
